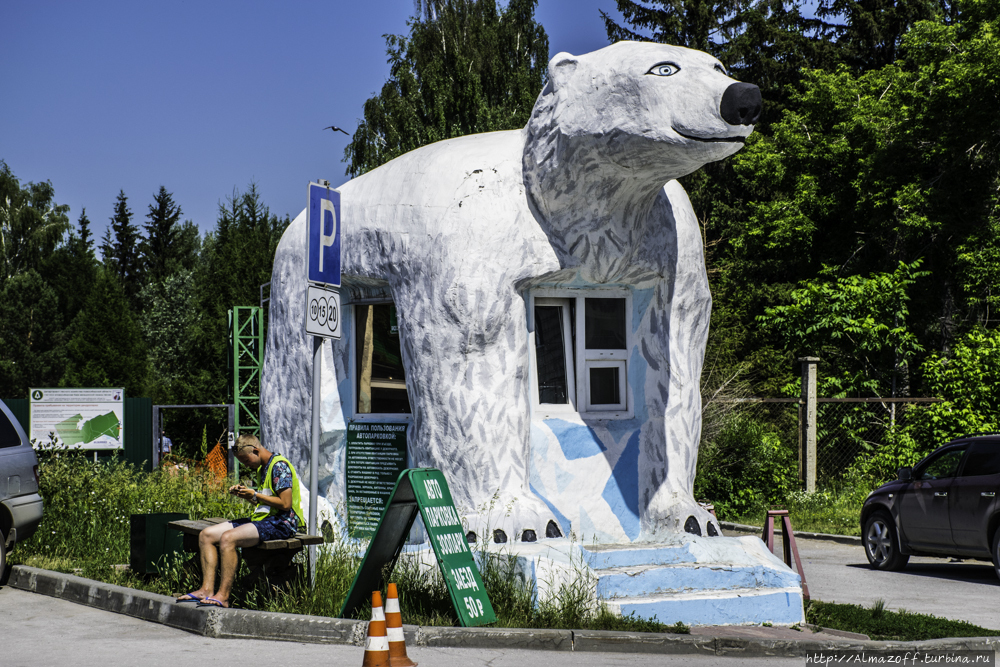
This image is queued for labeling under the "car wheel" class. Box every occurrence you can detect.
[991,530,1000,582]
[0,528,6,587]
[864,511,909,571]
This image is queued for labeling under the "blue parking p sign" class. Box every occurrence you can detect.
[307,183,341,287]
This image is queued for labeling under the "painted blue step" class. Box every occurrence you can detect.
[595,562,802,598]
[606,587,805,626]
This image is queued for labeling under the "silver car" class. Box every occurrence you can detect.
[0,399,44,582]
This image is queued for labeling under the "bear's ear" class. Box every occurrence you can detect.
[548,52,579,91]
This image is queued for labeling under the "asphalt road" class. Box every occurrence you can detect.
[0,586,801,667]
[740,531,1000,630]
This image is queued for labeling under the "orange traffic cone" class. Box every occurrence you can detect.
[385,583,417,667]
[362,591,391,667]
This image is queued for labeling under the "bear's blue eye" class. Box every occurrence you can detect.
[714,64,728,75]
[647,62,680,77]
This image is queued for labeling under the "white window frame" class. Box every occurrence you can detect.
[529,288,633,420]
[348,300,413,422]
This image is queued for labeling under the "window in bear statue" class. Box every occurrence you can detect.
[530,290,632,418]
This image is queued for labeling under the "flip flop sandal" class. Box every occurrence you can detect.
[197,597,227,608]
[176,593,204,603]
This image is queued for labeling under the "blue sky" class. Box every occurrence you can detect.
[1,1,623,244]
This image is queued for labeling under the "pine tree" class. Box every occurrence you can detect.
[142,186,183,285]
[62,267,148,395]
[77,208,93,251]
[107,190,143,308]
[183,183,287,406]
[816,0,943,71]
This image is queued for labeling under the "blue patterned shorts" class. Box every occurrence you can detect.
[231,516,296,543]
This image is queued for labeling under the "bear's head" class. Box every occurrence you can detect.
[524,41,760,200]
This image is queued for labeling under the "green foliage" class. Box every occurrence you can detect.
[182,184,287,411]
[140,270,198,404]
[104,190,143,309]
[344,0,548,177]
[37,212,99,329]
[695,414,796,518]
[758,260,927,396]
[15,447,245,573]
[17,455,684,631]
[842,427,924,490]
[0,270,66,396]
[904,327,1000,445]
[816,0,945,71]
[62,267,149,396]
[141,186,191,285]
[806,599,999,641]
[700,0,1000,397]
[0,159,70,286]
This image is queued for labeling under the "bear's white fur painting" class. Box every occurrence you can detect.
[262,41,761,544]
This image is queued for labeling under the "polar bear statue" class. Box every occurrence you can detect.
[262,41,761,543]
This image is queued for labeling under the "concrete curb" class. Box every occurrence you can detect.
[721,521,863,546]
[10,565,997,656]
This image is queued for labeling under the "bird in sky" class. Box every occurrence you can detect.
[324,125,350,135]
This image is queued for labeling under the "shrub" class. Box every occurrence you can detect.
[17,447,245,574]
[695,414,796,519]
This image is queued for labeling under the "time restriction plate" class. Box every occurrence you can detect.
[305,283,342,339]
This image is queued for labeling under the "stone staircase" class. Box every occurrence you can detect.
[495,534,805,626]
[580,536,805,626]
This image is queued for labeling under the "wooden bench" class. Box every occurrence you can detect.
[167,517,324,596]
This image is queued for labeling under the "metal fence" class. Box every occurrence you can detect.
[707,396,940,488]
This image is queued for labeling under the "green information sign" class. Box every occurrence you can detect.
[345,421,408,538]
[340,468,496,627]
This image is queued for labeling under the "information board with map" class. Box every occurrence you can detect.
[345,421,408,537]
[29,387,124,450]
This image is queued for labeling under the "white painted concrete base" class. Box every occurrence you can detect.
[394,533,805,627]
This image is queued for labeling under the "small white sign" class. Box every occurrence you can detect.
[305,283,342,339]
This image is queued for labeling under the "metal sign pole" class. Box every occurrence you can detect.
[309,336,322,588]
[305,179,341,589]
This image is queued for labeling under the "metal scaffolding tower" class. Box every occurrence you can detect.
[229,306,264,441]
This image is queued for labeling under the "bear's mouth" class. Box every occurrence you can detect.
[674,129,747,144]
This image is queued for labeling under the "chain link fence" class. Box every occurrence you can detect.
[707,397,939,488]
[815,399,937,482]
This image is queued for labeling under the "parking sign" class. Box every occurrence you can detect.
[307,183,341,287]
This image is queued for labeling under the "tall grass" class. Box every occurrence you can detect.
[13,451,681,633]
[14,447,245,585]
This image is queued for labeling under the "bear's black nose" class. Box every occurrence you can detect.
[720,82,762,126]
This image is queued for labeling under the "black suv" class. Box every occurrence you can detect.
[0,400,44,581]
[861,435,1000,578]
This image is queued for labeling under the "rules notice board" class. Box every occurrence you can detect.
[29,387,124,450]
[345,421,408,538]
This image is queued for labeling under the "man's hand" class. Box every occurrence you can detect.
[228,484,255,501]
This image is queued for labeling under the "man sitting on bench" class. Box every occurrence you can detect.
[176,434,304,608]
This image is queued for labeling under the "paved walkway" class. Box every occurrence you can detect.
[727,529,1000,630]
[2,586,802,667]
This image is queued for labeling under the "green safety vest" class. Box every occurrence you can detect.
[252,453,305,530]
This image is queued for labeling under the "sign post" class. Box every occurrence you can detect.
[340,468,496,627]
[306,181,341,588]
